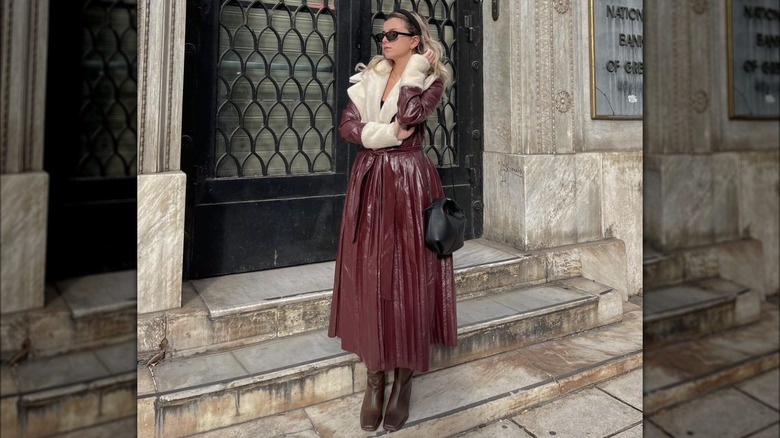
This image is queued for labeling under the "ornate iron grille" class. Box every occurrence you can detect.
[79,0,138,177]
[216,0,337,178]
[371,0,457,167]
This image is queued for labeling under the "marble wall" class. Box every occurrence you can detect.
[136,0,188,314]
[482,1,644,297]
[1,173,48,313]
[644,1,780,296]
[137,172,186,313]
[1,2,50,313]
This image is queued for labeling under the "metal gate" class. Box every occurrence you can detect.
[44,0,138,281]
[182,0,482,279]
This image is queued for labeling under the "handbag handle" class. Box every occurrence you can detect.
[420,120,457,203]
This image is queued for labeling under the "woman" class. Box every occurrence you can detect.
[327,9,457,433]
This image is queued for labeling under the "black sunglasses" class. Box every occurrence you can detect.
[373,30,416,43]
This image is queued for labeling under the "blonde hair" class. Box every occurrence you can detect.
[356,10,452,89]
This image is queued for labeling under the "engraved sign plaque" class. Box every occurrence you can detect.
[589,0,644,119]
[728,0,780,119]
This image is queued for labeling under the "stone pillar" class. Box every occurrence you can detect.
[482,0,643,297]
[136,0,188,313]
[644,1,779,295]
[1,0,50,313]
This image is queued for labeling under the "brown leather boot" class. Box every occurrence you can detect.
[383,367,414,432]
[360,369,386,431]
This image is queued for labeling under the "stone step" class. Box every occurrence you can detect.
[644,302,779,415]
[138,238,627,361]
[136,276,626,437]
[1,340,136,438]
[643,277,762,349]
[1,270,136,363]
[642,239,765,297]
[168,304,642,438]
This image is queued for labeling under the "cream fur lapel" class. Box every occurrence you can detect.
[347,58,438,124]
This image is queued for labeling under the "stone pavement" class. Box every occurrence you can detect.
[451,368,643,438]
[452,367,779,438]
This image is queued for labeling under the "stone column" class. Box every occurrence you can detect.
[482,0,643,297]
[1,0,50,313]
[644,0,779,296]
[136,0,188,313]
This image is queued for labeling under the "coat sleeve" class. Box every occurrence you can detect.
[339,99,403,150]
[338,100,365,145]
[395,54,443,126]
[396,80,443,126]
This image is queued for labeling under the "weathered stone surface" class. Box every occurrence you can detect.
[16,350,110,393]
[0,311,28,360]
[643,278,760,348]
[1,396,18,438]
[544,248,582,282]
[579,239,629,301]
[210,308,278,346]
[513,388,642,437]
[739,151,780,296]
[649,388,778,438]
[138,368,156,397]
[735,368,780,410]
[483,152,526,249]
[187,409,314,438]
[644,305,779,413]
[663,154,715,249]
[613,424,643,438]
[22,390,101,437]
[1,172,48,313]
[138,171,186,314]
[455,420,531,438]
[165,303,211,353]
[598,369,643,411]
[153,351,246,394]
[643,421,670,438]
[236,366,353,426]
[643,251,684,291]
[712,153,741,243]
[682,247,719,281]
[27,296,73,355]
[602,152,643,297]
[137,396,156,438]
[276,299,330,337]
[750,424,780,438]
[143,277,625,433]
[99,382,137,421]
[455,255,547,300]
[575,153,603,244]
[56,270,136,318]
[717,239,766,299]
[71,308,136,347]
[193,262,335,318]
[137,312,166,357]
[304,311,641,438]
[523,155,578,250]
[482,0,511,156]
[52,417,136,438]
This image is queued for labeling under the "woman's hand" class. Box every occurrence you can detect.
[422,48,437,71]
[393,120,414,141]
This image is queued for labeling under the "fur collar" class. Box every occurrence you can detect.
[347,57,438,124]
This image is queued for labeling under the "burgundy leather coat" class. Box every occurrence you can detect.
[328,78,457,372]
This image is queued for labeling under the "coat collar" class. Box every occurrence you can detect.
[347,59,437,124]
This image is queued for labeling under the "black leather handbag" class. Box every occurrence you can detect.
[423,196,465,255]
